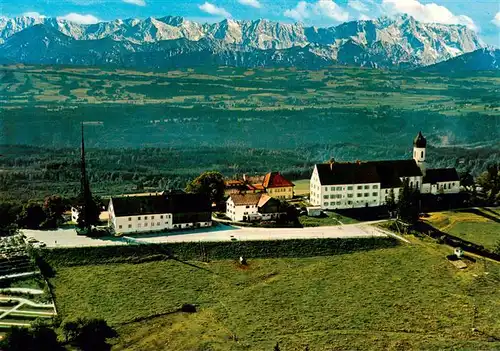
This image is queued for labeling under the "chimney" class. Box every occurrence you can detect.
[243,174,247,182]
[328,157,335,171]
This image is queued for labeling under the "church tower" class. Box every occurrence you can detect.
[413,131,426,172]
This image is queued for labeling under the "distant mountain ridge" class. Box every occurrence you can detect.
[422,48,500,72]
[0,14,485,70]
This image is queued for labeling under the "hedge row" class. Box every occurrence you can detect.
[40,237,399,267]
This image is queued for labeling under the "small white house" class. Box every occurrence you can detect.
[226,193,285,222]
[226,193,261,222]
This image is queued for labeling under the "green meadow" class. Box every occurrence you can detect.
[49,241,500,350]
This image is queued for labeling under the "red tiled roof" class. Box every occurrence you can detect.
[262,172,295,188]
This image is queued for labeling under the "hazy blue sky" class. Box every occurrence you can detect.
[3,0,499,45]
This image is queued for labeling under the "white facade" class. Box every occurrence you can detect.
[226,197,259,222]
[421,180,460,195]
[379,187,401,206]
[71,207,79,223]
[310,166,382,209]
[108,199,211,235]
[310,133,459,210]
[413,147,426,165]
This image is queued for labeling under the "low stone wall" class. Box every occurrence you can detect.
[40,236,399,267]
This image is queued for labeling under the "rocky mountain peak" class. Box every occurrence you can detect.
[0,14,487,70]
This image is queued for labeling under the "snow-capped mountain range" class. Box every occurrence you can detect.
[0,14,486,69]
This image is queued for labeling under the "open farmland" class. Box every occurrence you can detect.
[1,65,499,201]
[1,65,499,150]
[48,242,500,350]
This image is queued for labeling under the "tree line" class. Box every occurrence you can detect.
[0,318,117,351]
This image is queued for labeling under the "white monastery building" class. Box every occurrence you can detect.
[108,191,212,234]
[310,132,460,210]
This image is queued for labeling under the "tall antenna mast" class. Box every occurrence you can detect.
[79,122,93,232]
[80,123,88,197]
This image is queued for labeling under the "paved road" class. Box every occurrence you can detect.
[0,288,44,295]
[23,221,394,248]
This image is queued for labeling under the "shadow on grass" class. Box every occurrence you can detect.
[119,309,181,326]
[120,304,199,326]
[170,257,218,275]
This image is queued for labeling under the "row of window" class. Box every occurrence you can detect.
[439,183,455,189]
[128,214,171,221]
[271,188,290,193]
[323,192,378,200]
[119,222,166,229]
[118,223,206,230]
[323,199,378,207]
[323,184,379,192]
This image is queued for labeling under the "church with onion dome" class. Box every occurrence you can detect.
[309,132,460,210]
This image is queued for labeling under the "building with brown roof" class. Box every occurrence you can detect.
[226,193,285,222]
[310,132,460,210]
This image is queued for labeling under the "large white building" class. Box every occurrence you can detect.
[108,191,212,234]
[310,132,460,210]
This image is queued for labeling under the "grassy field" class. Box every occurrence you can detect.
[425,207,500,250]
[299,211,360,227]
[49,242,500,350]
[293,179,310,196]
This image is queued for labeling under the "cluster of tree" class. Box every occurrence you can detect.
[0,194,102,236]
[0,195,66,235]
[476,164,500,204]
[394,179,421,225]
[61,318,118,350]
[0,318,117,351]
[460,164,500,206]
[185,171,225,204]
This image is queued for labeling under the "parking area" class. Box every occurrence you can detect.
[22,222,390,248]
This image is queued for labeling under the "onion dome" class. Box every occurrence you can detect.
[414,131,427,148]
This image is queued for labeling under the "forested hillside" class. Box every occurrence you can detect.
[0,65,499,200]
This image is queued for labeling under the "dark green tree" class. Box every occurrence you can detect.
[76,196,101,230]
[397,179,420,224]
[274,342,281,351]
[42,195,66,229]
[186,171,225,204]
[0,202,21,236]
[477,164,500,204]
[18,202,47,229]
[460,170,475,192]
[62,319,80,343]
[0,324,62,351]
[65,317,117,351]
[386,188,396,213]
